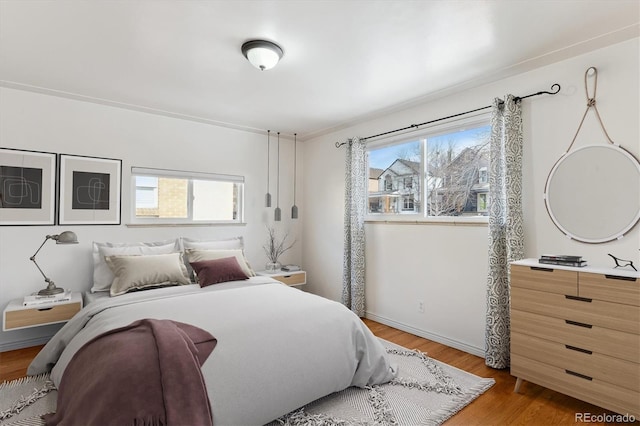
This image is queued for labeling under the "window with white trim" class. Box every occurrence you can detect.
[367,118,490,219]
[131,167,244,224]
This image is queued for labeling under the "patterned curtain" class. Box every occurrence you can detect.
[342,137,367,317]
[485,95,525,369]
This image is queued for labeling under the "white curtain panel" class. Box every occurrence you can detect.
[485,95,525,369]
[342,137,367,317]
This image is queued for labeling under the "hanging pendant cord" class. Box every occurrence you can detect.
[293,133,297,204]
[277,132,280,207]
[565,66,615,153]
[267,130,271,192]
[335,83,561,147]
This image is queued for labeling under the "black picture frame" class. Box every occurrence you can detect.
[59,154,122,225]
[0,147,57,225]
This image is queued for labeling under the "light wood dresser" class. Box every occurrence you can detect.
[510,259,639,418]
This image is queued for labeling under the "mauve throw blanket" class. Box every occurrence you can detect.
[43,318,217,426]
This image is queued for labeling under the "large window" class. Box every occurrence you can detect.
[131,167,244,224]
[367,118,490,219]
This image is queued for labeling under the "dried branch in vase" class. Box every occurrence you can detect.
[263,226,295,264]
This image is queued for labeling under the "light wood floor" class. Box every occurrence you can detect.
[0,319,635,425]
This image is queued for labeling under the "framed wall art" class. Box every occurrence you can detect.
[0,148,57,225]
[59,154,122,225]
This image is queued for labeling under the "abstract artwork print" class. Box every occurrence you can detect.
[71,171,110,210]
[0,166,43,209]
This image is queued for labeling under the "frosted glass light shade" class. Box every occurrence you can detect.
[241,40,283,71]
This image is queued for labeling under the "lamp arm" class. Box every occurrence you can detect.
[30,235,53,283]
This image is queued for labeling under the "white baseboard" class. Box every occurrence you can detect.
[365,311,485,358]
[0,336,51,353]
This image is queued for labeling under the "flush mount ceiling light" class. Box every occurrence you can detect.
[241,40,284,71]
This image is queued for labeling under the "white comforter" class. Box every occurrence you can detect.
[29,277,397,425]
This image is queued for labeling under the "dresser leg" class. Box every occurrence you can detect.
[514,377,523,393]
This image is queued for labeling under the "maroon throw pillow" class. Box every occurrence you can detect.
[190,257,250,287]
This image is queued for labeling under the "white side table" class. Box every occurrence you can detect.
[3,292,83,331]
[257,270,306,286]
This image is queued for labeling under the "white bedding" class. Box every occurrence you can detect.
[29,277,397,425]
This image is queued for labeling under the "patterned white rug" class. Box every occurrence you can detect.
[0,340,494,426]
[0,374,55,426]
[269,340,495,425]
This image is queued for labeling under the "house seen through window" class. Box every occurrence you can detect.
[367,120,491,218]
[131,167,244,224]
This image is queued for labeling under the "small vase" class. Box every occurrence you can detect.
[265,261,281,272]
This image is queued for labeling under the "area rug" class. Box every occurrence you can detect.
[0,374,56,426]
[0,339,494,426]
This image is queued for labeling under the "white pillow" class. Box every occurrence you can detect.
[185,249,256,278]
[91,239,181,293]
[181,237,244,280]
[181,236,244,250]
[106,253,190,296]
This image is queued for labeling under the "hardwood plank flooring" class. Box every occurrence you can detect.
[0,344,44,382]
[0,321,636,425]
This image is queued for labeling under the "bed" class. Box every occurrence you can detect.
[28,276,397,425]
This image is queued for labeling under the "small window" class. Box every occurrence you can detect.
[477,192,488,213]
[404,177,413,189]
[479,167,488,184]
[402,195,415,211]
[131,167,244,224]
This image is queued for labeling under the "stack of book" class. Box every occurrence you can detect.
[23,290,72,307]
[538,255,587,267]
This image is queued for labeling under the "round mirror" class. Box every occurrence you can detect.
[544,144,640,243]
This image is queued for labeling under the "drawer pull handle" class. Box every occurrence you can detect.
[37,307,53,311]
[530,266,554,272]
[565,370,592,381]
[565,345,593,355]
[604,274,636,282]
[565,295,592,303]
[565,320,592,329]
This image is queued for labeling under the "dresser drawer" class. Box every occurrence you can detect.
[511,332,640,392]
[511,287,639,334]
[272,271,306,286]
[511,309,638,363]
[511,354,640,418]
[579,273,640,306]
[4,301,82,330]
[511,264,577,295]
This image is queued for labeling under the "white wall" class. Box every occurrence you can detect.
[302,38,640,356]
[0,88,303,350]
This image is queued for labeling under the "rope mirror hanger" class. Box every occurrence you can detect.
[563,66,616,153]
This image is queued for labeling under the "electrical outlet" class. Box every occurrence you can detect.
[417,300,424,313]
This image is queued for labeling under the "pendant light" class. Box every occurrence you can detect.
[274,132,282,221]
[265,130,272,207]
[291,133,299,219]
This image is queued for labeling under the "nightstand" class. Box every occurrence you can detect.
[3,292,83,331]
[257,270,306,286]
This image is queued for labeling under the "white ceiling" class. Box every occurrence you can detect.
[1,1,638,140]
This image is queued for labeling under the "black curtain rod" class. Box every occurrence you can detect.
[335,83,561,148]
